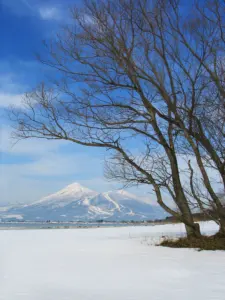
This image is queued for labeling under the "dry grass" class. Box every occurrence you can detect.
[159,235,225,251]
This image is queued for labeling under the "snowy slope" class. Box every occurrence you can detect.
[88,190,165,220]
[1,182,166,221]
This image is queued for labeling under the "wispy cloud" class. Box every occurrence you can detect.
[0,71,27,108]
[0,73,25,108]
[0,59,55,108]
[0,94,24,108]
[1,0,32,16]
[0,73,25,93]
[2,0,65,22]
[21,0,33,10]
[38,6,62,20]
[0,125,109,204]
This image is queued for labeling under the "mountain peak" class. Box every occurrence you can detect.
[53,182,97,196]
[33,182,97,206]
[1,182,167,221]
[63,182,92,193]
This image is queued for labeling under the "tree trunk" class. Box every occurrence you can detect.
[172,177,202,239]
[185,223,201,239]
[216,217,225,238]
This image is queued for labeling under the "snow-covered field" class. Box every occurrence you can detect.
[0,222,224,300]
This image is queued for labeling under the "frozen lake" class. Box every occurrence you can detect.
[0,221,224,300]
[0,222,133,230]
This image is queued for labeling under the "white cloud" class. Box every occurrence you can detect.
[38,6,62,21]
[0,126,107,204]
[0,164,71,205]
[2,0,64,22]
[0,126,65,155]
[1,0,32,16]
[0,73,26,92]
[0,127,158,205]
[0,73,27,108]
[0,126,172,206]
[0,152,106,205]
[21,151,105,178]
[0,93,24,107]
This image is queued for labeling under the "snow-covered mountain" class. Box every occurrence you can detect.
[31,182,98,208]
[0,182,167,221]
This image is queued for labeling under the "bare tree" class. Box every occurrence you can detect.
[186,159,221,225]
[164,0,225,235]
[9,0,225,237]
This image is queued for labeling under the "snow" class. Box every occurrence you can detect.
[1,182,166,221]
[33,182,97,207]
[102,192,122,211]
[0,221,224,300]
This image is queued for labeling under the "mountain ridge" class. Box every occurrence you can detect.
[0,182,167,221]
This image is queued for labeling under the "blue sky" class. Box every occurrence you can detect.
[0,0,155,205]
[1,0,211,207]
